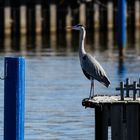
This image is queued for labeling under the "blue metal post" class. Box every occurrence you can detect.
[118,0,126,57]
[4,57,25,140]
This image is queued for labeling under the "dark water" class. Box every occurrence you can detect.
[0,29,140,139]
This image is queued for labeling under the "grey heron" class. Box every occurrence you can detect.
[68,24,110,99]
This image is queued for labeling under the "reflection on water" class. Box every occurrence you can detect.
[0,28,139,56]
[0,29,140,139]
[118,59,126,81]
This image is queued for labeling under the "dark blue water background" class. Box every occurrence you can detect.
[0,29,140,139]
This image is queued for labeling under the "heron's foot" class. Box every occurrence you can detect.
[88,95,94,100]
[90,95,94,99]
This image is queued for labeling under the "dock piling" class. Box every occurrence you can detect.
[82,78,140,140]
[4,57,25,140]
[111,104,125,140]
[95,106,108,140]
[118,0,126,58]
[126,104,139,140]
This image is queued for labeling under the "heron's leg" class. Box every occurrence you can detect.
[92,79,94,98]
[89,79,93,99]
[89,78,94,99]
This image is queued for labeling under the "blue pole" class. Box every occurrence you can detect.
[4,57,25,140]
[118,0,126,57]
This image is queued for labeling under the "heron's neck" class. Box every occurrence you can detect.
[79,28,86,57]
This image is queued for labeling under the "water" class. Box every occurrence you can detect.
[0,29,140,139]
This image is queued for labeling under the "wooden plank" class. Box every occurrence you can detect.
[95,105,109,140]
[102,105,109,140]
[80,4,85,26]
[111,104,126,140]
[126,104,139,140]
[20,6,26,34]
[50,4,56,32]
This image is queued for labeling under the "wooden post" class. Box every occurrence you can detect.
[113,0,118,45]
[50,4,56,32]
[135,0,140,28]
[95,105,109,140]
[4,57,25,140]
[111,104,126,140]
[108,2,113,29]
[20,6,27,35]
[126,104,139,140]
[118,0,126,58]
[79,3,85,26]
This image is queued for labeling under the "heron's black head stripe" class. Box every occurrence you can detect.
[75,24,83,27]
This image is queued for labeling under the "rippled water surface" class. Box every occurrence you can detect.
[0,29,140,139]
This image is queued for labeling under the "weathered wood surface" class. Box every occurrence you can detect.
[82,96,140,140]
[82,96,140,108]
[95,105,109,140]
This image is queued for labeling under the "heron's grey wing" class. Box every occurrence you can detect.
[81,53,110,87]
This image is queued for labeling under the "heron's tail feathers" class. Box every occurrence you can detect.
[102,76,110,88]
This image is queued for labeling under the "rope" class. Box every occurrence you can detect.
[0,71,5,80]
[0,76,5,80]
